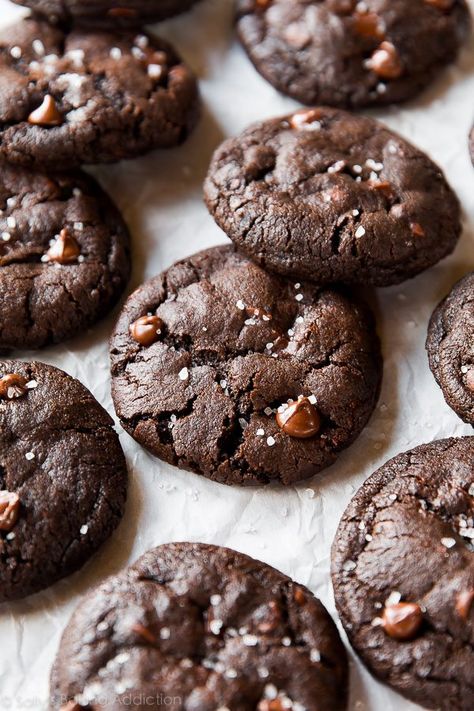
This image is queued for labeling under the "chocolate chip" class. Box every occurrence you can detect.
[410,222,426,237]
[367,179,393,197]
[130,315,164,347]
[382,602,423,641]
[293,587,307,606]
[353,11,384,39]
[46,228,80,264]
[367,41,403,79]
[455,589,474,620]
[276,397,321,439]
[28,94,63,127]
[0,491,21,532]
[131,622,159,645]
[0,373,28,400]
[258,701,285,711]
[289,109,323,129]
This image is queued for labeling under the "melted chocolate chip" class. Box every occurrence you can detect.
[293,587,307,606]
[0,373,28,400]
[28,94,64,127]
[425,0,454,9]
[455,589,474,620]
[276,397,321,439]
[107,6,138,17]
[367,41,403,79]
[353,11,384,39]
[382,602,423,641]
[410,222,426,237]
[0,491,21,532]
[130,315,164,347]
[258,700,285,711]
[46,228,80,264]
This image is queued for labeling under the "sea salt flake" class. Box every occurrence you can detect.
[256,428,265,436]
[80,524,89,535]
[25,451,35,460]
[441,537,456,549]
[355,226,366,238]
[343,560,356,571]
[386,590,401,606]
[267,436,276,447]
[209,619,223,635]
[242,634,258,646]
[310,649,321,663]
[179,367,189,381]
[160,627,171,639]
[210,594,221,606]
[295,293,303,302]
[236,299,245,310]
[1,232,11,241]
[10,46,21,59]
[281,636,291,646]
[32,39,45,56]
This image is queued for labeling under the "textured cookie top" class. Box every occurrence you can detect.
[13,0,200,27]
[236,0,471,108]
[0,19,199,168]
[205,108,461,286]
[0,360,128,602]
[51,542,348,711]
[110,245,382,486]
[332,437,474,710]
[426,272,474,425]
[0,161,130,350]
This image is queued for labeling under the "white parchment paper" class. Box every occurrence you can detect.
[0,0,473,708]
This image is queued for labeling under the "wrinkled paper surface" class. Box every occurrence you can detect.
[0,0,473,708]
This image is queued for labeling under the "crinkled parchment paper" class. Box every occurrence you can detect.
[0,1,473,709]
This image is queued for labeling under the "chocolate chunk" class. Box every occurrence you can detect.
[455,589,474,620]
[366,41,403,79]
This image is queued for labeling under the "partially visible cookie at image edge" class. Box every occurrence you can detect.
[332,437,474,710]
[235,0,471,108]
[50,542,349,711]
[0,360,128,602]
[426,271,474,426]
[13,0,201,27]
[0,18,200,168]
[0,160,130,350]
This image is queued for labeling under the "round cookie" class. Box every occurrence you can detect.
[0,161,130,350]
[110,245,382,486]
[204,108,461,286]
[331,437,474,710]
[50,542,349,710]
[426,272,474,425]
[0,360,128,602]
[13,1,201,27]
[0,18,199,169]
[235,0,471,108]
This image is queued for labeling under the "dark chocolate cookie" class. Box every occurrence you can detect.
[0,18,199,169]
[110,245,382,486]
[235,0,471,108]
[426,272,474,426]
[0,161,130,350]
[50,542,349,710]
[332,437,474,710]
[204,108,461,286]
[0,360,127,602]
[13,1,200,27]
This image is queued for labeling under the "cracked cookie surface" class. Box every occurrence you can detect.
[204,108,461,286]
[426,272,474,426]
[50,542,348,710]
[0,360,127,602]
[110,245,382,486]
[13,1,201,27]
[331,437,474,710]
[235,0,471,108]
[0,18,199,169]
[0,161,130,350]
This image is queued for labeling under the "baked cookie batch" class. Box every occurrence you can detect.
[0,1,473,710]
